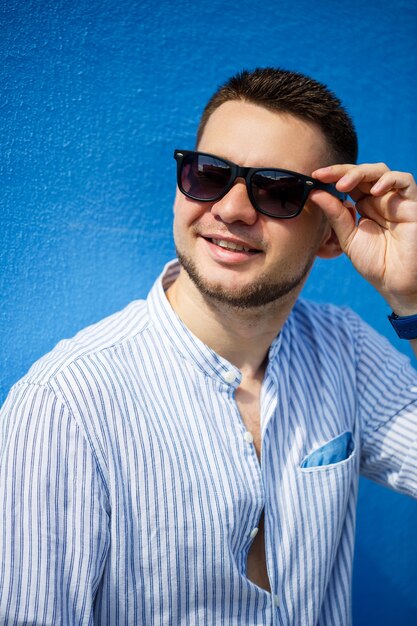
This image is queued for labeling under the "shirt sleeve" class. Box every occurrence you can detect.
[351,312,417,498]
[0,382,110,625]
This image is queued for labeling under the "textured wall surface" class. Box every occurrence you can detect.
[1,0,417,623]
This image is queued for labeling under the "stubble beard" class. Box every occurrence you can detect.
[175,245,316,310]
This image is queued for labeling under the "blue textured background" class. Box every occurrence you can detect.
[1,1,417,623]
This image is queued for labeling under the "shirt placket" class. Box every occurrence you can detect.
[260,368,282,620]
[218,369,264,577]
[222,365,283,618]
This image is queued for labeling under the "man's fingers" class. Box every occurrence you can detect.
[310,190,357,253]
[313,164,391,201]
[313,164,417,201]
[334,163,391,193]
[370,171,417,199]
[313,163,390,190]
[312,164,356,181]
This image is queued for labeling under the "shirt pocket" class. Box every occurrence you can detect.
[290,432,359,614]
[299,431,355,471]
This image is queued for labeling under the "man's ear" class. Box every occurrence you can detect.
[316,202,356,259]
[316,226,344,259]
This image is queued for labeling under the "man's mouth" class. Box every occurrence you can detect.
[206,237,261,254]
[211,238,252,252]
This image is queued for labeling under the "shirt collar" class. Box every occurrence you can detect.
[147,259,284,386]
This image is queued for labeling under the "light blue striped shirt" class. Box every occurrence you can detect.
[1,260,417,625]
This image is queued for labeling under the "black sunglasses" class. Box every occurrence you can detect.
[174,149,345,219]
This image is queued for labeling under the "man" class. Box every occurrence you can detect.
[1,67,416,625]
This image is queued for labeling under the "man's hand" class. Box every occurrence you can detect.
[311,163,417,317]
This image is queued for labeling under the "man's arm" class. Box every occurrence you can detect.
[0,382,110,625]
[311,163,417,356]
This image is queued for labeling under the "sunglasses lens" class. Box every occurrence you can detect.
[251,171,305,217]
[180,153,231,200]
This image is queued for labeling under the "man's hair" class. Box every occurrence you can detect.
[196,67,358,165]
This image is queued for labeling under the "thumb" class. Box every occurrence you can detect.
[310,190,357,253]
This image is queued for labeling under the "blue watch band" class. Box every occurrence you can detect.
[388,312,417,340]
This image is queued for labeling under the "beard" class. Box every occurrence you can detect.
[175,244,316,309]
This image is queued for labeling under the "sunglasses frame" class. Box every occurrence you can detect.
[174,149,346,219]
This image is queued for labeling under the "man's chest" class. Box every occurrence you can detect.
[99,361,359,624]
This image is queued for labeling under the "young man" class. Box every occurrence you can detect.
[1,68,416,625]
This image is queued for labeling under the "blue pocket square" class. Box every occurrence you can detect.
[301,432,354,468]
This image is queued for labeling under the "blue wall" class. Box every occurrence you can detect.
[2,1,417,623]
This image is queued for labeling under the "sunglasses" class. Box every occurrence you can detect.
[174,149,345,219]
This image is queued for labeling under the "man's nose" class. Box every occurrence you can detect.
[210,180,258,225]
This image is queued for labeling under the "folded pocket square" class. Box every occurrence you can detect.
[301,431,354,468]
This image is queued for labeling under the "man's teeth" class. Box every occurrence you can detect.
[211,238,252,252]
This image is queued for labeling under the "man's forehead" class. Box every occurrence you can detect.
[197,100,331,173]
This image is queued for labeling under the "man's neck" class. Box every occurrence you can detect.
[165,267,300,378]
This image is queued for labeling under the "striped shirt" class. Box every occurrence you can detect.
[1,260,417,626]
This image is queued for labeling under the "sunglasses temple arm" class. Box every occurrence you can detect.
[316,181,347,202]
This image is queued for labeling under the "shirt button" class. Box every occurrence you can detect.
[250,527,259,539]
[243,431,254,444]
[223,369,236,384]
[273,595,280,607]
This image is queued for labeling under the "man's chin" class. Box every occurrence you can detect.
[196,283,293,309]
[176,248,312,309]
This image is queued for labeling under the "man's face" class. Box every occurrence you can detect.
[173,100,334,308]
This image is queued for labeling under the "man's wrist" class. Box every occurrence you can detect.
[382,293,417,318]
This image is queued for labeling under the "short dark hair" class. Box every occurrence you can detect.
[197,67,358,165]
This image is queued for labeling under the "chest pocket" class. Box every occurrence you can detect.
[300,431,354,469]
[288,433,359,618]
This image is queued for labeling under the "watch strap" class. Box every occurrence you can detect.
[388,312,417,340]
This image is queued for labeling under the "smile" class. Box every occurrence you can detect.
[211,238,253,252]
